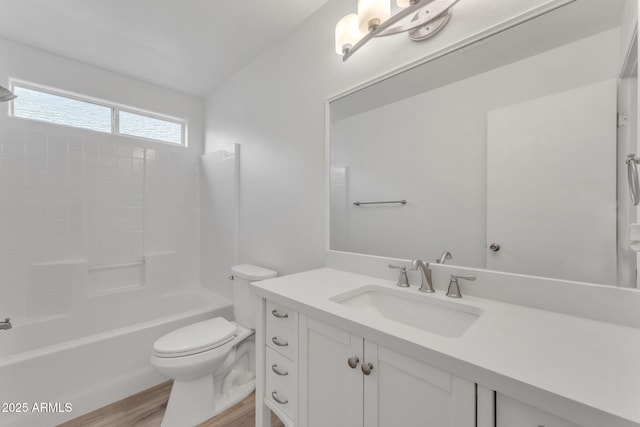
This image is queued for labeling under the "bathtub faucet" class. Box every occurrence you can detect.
[0,318,11,330]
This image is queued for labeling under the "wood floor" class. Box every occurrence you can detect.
[58,381,284,427]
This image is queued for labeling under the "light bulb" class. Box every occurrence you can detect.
[396,0,411,7]
[357,0,391,33]
[335,14,362,55]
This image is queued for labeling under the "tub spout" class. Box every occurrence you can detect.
[0,318,11,330]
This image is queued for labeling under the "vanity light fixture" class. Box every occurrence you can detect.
[335,0,459,61]
[0,85,16,102]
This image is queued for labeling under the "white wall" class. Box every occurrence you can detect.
[203,0,582,283]
[200,145,239,300]
[0,37,204,321]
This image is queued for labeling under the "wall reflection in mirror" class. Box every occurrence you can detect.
[329,0,638,288]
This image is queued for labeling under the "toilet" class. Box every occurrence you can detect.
[150,264,277,427]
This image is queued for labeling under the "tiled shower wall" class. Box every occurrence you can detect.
[0,36,204,323]
[0,124,200,321]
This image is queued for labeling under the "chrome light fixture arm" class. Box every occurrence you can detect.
[376,0,457,37]
[342,0,459,61]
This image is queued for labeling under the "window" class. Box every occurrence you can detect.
[13,86,112,133]
[11,82,186,146]
[118,111,182,145]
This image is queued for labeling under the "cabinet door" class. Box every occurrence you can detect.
[496,393,582,427]
[299,316,364,427]
[364,342,475,427]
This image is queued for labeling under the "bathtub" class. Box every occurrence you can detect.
[0,287,232,427]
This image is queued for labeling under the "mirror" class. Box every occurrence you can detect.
[329,0,638,287]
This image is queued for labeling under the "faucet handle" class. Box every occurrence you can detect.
[447,274,476,298]
[388,264,410,288]
[451,274,476,282]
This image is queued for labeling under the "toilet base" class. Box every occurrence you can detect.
[160,376,256,427]
[157,331,256,427]
[214,379,256,418]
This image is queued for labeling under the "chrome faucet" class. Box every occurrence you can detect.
[0,318,12,331]
[410,260,434,293]
[437,251,452,264]
[446,274,476,298]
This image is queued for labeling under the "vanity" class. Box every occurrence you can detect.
[250,268,640,427]
[254,0,640,425]
[252,268,640,427]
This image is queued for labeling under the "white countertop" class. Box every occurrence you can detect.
[250,268,640,427]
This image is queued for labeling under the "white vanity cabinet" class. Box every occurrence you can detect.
[298,315,476,427]
[253,269,640,427]
[298,316,363,426]
[496,394,582,427]
[262,300,300,426]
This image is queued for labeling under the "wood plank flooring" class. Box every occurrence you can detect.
[58,381,284,427]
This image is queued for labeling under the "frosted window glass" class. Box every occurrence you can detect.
[13,86,112,133]
[118,111,182,145]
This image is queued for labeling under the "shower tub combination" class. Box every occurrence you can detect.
[0,287,231,427]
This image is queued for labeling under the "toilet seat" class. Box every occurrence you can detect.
[153,317,238,358]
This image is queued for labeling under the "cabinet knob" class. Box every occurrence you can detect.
[361,362,374,375]
[271,336,288,347]
[347,356,360,369]
[489,243,501,252]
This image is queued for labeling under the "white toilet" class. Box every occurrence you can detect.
[150,264,277,427]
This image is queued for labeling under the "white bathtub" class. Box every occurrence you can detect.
[0,287,232,427]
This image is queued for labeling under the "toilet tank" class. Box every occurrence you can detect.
[230,264,277,329]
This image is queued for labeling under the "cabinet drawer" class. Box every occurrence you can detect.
[266,346,297,421]
[266,300,298,361]
[496,394,582,427]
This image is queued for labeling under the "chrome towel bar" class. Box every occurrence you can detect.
[353,199,407,207]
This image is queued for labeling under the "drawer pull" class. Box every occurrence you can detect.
[271,364,289,376]
[272,336,289,347]
[271,309,289,319]
[271,391,288,405]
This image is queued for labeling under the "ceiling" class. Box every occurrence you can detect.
[0,0,328,97]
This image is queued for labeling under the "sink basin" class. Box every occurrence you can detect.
[330,285,483,338]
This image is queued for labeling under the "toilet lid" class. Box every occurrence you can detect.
[153,317,238,356]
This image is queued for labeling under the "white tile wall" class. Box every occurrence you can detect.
[0,125,201,320]
[0,36,204,323]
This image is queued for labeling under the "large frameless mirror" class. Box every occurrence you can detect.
[329,0,639,288]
